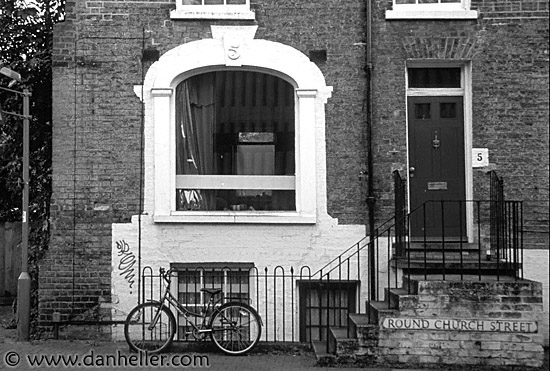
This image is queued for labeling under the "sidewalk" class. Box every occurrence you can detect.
[0,304,417,371]
[1,305,547,371]
[0,338,418,371]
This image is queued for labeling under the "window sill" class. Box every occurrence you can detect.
[154,212,316,224]
[385,9,478,20]
[170,7,255,20]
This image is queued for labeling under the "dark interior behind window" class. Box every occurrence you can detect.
[408,68,461,88]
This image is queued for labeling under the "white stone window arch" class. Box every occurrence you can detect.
[142,26,333,224]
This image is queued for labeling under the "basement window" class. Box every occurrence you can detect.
[386,0,478,19]
[171,0,255,20]
[171,263,253,340]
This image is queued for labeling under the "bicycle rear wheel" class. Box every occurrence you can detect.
[124,302,176,353]
[209,302,262,355]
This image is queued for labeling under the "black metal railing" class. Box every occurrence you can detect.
[399,200,523,284]
[392,170,523,291]
[489,170,522,274]
[394,170,407,258]
[138,171,524,353]
[140,264,364,346]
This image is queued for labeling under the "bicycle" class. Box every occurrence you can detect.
[124,267,262,355]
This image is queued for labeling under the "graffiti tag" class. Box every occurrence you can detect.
[116,240,136,289]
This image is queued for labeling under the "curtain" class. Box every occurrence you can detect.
[236,145,275,175]
[175,73,216,210]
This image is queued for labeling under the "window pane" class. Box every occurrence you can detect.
[176,267,250,312]
[419,0,438,3]
[440,103,457,118]
[237,145,274,175]
[396,0,416,3]
[179,274,199,285]
[414,103,431,120]
[175,71,296,212]
[227,0,246,3]
[408,68,461,88]
[204,271,224,285]
[227,270,250,285]
[176,71,295,177]
[176,189,295,211]
[204,0,223,4]
[183,0,202,4]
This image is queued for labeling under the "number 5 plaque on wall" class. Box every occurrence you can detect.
[472,148,489,168]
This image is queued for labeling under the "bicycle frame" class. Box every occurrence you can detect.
[149,269,223,338]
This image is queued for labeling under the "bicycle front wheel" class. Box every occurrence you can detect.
[209,302,262,355]
[124,302,176,353]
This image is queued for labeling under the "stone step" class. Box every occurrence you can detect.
[367,300,399,325]
[399,242,486,261]
[392,259,519,276]
[348,313,370,334]
[406,242,480,251]
[385,287,412,309]
[349,313,379,352]
[311,341,335,364]
[406,251,482,261]
[328,327,358,356]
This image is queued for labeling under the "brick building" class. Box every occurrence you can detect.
[41,0,548,366]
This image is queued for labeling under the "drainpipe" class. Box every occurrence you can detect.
[365,0,376,301]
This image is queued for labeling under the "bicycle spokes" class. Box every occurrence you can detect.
[210,303,261,355]
[124,302,176,354]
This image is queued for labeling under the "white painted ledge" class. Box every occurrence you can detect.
[154,212,316,224]
[386,10,479,20]
[170,7,255,20]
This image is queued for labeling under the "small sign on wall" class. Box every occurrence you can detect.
[472,148,489,167]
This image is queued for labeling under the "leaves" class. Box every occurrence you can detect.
[1,0,64,333]
[1,0,63,221]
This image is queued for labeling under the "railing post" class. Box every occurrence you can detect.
[477,201,482,281]
[441,200,446,281]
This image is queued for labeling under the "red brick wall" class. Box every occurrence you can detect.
[372,0,549,248]
[41,0,368,321]
[41,0,548,321]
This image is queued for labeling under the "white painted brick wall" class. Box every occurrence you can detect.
[111,215,367,341]
[523,249,549,346]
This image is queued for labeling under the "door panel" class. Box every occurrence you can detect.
[408,96,466,239]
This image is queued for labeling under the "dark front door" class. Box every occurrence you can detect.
[408,96,466,239]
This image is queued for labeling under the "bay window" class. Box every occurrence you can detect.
[175,71,296,212]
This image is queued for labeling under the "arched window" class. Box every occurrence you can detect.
[147,37,331,224]
[174,71,296,211]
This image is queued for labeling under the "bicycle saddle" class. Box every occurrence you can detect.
[200,288,222,295]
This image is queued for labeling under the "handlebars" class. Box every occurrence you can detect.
[159,267,175,283]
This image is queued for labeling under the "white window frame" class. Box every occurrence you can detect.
[171,0,255,20]
[153,79,315,224]
[386,0,478,19]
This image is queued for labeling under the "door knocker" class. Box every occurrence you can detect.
[432,132,440,150]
